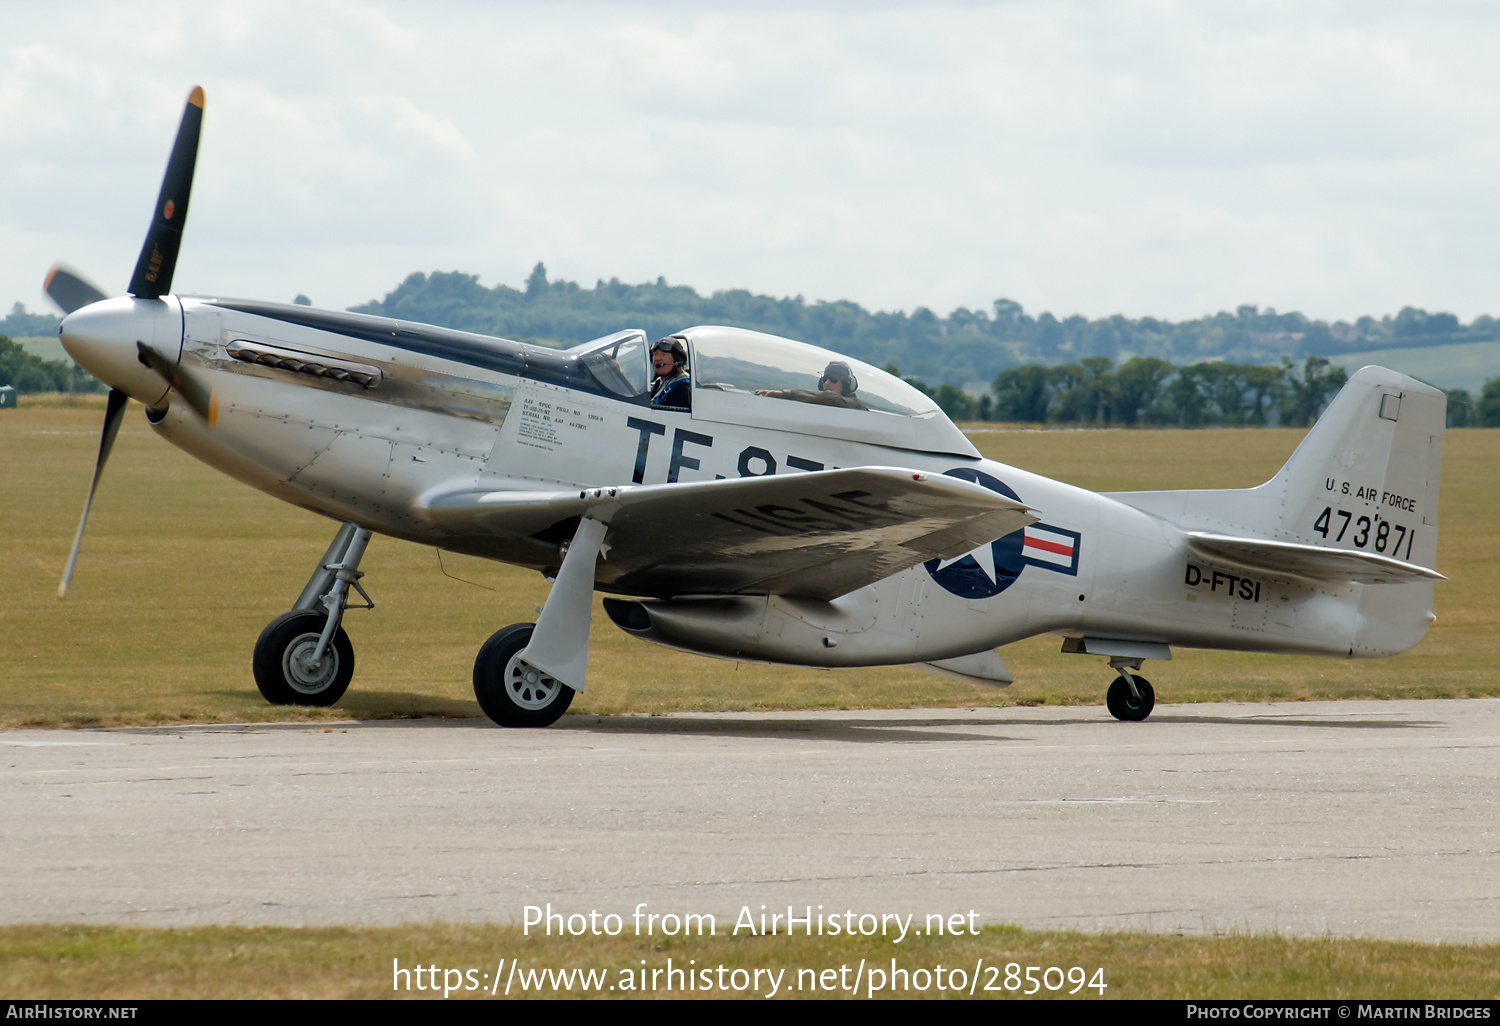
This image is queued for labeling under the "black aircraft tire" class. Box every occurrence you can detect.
[1106,675,1155,721]
[253,610,354,707]
[473,623,575,728]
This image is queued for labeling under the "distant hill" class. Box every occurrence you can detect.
[351,266,1500,394]
[1328,340,1500,396]
[9,272,1498,398]
[15,336,68,363]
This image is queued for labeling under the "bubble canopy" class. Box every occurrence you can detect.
[681,325,979,457]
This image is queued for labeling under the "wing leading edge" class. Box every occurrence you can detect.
[423,467,1037,601]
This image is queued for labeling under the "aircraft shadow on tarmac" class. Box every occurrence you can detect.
[540,710,1444,744]
[196,693,1443,744]
[558,715,1019,744]
[1142,713,1442,730]
[207,690,481,719]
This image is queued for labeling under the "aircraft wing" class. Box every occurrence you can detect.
[1183,531,1445,585]
[423,467,1037,600]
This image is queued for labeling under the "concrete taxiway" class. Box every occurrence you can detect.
[2,699,1496,940]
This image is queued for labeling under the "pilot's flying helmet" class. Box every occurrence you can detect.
[652,337,688,370]
[820,360,858,394]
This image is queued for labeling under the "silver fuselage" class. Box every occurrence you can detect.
[60,294,1435,672]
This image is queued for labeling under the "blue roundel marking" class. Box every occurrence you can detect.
[923,468,1028,599]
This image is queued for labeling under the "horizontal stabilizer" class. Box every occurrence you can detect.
[1183,531,1445,585]
[424,466,1037,600]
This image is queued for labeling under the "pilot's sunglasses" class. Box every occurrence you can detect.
[652,341,682,353]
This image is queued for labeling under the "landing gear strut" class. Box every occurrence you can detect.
[472,516,607,728]
[253,522,374,706]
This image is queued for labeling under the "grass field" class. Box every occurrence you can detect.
[4,400,1497,1000]
[2,401,1496,728]
[3,922,1497,1000]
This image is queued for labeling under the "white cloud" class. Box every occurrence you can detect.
[4,0,1500,327]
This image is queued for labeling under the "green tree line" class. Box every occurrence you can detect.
[919,355,1345,427]
[0,335,102,395]
[909,356,1500,428]
[14,271,1495,377]
[352,265,1500,389]
[8,270,1500,423]
[907,357,1496,428]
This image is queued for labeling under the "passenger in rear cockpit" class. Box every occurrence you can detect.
[755,360,868,411]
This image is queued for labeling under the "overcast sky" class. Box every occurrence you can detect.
[4,1,1498,328]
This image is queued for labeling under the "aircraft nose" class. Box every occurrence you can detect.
[60,296,178,407]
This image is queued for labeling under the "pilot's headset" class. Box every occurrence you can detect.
[821,360,858,395]
[653,337,688,373]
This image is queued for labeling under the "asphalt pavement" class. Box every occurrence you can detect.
[2,699,1496,941]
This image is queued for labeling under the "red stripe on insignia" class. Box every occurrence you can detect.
[1025,537,1073,556]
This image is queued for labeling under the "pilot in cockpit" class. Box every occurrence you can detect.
[649,337,691,410]
[755,360,868,411]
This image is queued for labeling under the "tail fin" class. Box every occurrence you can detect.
[1260,365,1444,569]
[1110,365,1444,568]
[1267,366,1445,658]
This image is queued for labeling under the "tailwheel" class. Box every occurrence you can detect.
[473,623,575,728]
[1106,674,1154,721]
[253,610,354,706]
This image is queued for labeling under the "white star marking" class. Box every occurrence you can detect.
[935,542,997,583]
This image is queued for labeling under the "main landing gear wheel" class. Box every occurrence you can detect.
[253,610,354,707]
[473,623,574,728]
[1106,674,1155,721]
